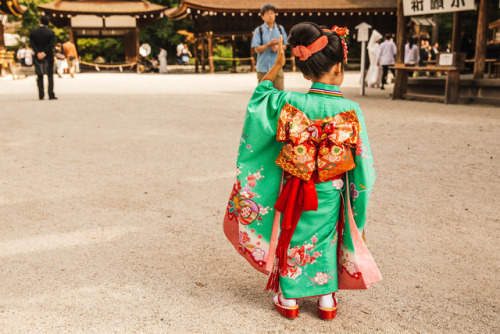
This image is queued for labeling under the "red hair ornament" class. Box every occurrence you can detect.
[324,25,350,62]
[292,35,328,61]
[292,26,350,62]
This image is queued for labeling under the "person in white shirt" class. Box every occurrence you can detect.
[176,43,184,65]
[24,48,33,66]
[16,46,26,66]
[404,36,419,65]
[159,47,167,74]
[376,34,397,90]
[432,43,439,58]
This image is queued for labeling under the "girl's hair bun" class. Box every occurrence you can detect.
[288,22,346,79]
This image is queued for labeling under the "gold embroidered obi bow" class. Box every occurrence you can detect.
[276,103,361,182]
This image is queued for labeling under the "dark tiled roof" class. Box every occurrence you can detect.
[167,0,397,19]
[39,0,165,15]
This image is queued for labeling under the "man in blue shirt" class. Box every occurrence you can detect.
[251,4,287,90]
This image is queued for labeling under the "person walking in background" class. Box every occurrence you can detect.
[30,15,56,100]
[376,33,397,90]
[63,38,78,78]
[251,3,287,90]
[158,47,167,73]
[181,44,192,65]
[404,36,419,78]
[16,45,26,66]
[404,36,419,65]
[176,42,184,65]
[54,43,66,78]
[365,30,383,88]
[24,46,33,67]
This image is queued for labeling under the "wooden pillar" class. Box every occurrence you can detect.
[393,0,406,100]
[0,21,5,51]
[451,12,462,52]
[431,14,439,46]
[124,28,139,62]
[445,69,460,104]
[392,67,408,100]
[231,35,236,73]
[201,36,206,73]
[473,0,489,79]
[208,32,214,74]
[194,37,199,73]
[395,0,406,64]
[69,28,76,44]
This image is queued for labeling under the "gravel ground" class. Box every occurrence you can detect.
[0,71,499,333]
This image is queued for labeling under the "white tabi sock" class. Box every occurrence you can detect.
[319,294,334,308]
[273,294,297,307]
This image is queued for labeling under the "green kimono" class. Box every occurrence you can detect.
[223,80,377,299]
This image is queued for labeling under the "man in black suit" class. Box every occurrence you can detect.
[30,15,57,100]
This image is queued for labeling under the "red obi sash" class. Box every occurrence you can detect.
[266,104,361,292]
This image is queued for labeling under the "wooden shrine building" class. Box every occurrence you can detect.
[392,0,500,105]
[38,0,166,62]
[0,0,25,50]
[166,0,398,73]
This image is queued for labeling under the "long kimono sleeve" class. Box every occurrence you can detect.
[223,80,291,274]
[346,105,376,233]
[337,105,381,290]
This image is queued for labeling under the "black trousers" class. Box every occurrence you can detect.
[36,60,55,99]
[381,65,395,87]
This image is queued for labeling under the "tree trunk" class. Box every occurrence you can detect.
[432,14,439,46]
[395,0,406,63]
[451,12,462,52]
[194,37,199,73]
[473,0,489,79]
[208,33,214,74]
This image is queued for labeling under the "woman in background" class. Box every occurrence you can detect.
[365,30,382,88]
[158,47,167,74]
[54,43,66,78]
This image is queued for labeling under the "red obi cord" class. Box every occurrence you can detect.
[265,176,318,292]
[266,173,345,292]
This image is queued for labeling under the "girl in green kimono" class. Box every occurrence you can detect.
[223,22,379,320]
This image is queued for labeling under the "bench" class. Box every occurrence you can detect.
[465,58,498,78]
[391,64,461,104]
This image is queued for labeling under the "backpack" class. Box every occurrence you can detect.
[258,24,285,44]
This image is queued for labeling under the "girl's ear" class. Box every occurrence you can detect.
[332,62,342,74]
[302,73,312,81]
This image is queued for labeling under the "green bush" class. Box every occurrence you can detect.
[77,38,125,63]
[214,44,239,71]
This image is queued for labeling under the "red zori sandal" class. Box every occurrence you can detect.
[273,294,299,319]
[318,294,338,320]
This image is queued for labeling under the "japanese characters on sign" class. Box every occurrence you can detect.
[355,22,371,42]
[403,0,475,16]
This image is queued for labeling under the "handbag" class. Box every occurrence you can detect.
[34,59,49,76]
[337,174,382,289]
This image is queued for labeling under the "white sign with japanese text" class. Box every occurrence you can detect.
[403,0,475,16]
[438,53,454,66]
[355,22,371,42]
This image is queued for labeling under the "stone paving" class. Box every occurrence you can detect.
[0,72,499,333]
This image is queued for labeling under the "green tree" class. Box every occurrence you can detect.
[139,0,193,62]
[77,38,125,62]
[16,0,192,62]
[17,0,69,42]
